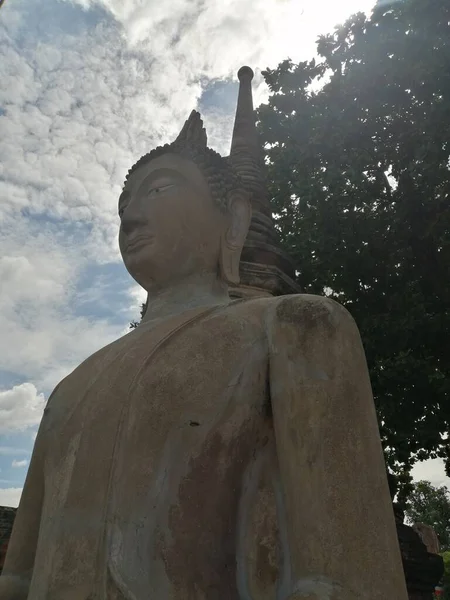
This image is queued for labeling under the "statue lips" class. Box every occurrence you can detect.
[126,234,153,251]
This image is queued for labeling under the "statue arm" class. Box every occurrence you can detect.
[267,294,408,600]
[0,383,58,599]
[0,431,45,599]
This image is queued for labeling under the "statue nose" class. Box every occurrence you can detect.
[120,213,145,236]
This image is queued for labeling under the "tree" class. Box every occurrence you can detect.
[441,551,450,599]
[130,301,147,329]
[405,481,450,551]
[257,0,450,499]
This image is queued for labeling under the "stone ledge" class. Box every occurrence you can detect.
[230,260,301,298]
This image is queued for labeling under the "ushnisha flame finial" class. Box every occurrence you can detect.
[229,66,272,223]
[230,66,260,165]
[174,110,207,149]
[227,66,300,298]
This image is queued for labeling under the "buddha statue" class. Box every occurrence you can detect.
[0,68,408,600]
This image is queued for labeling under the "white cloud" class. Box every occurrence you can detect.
[0,447,30,456]
[0,383,45,433]
[411,458,450,489]
[0,487,22,508]
[128,284,147,312]
[11,459,28,469]
[0,216,124,392]
[0,2,210,399]
[0,0,378,467]
[0,0,379,243]
[66,0,376,74]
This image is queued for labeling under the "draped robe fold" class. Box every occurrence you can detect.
[21,299,288,600]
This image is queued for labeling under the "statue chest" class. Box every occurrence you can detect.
[46,308,270,470]
[37,309,278,597]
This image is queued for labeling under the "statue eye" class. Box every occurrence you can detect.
[118,206,125,218]
[149,183,175,197]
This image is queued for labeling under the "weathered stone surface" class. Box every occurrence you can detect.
[1,297,407,599]
[229,260,300,299]
[413,522,441,554]
[228,66,299,298]
[3,503,443,599]
[0,69,407,600]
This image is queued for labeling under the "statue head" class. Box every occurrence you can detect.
[118,111,251,292]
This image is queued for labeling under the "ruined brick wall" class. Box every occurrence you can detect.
[0,506,17,574]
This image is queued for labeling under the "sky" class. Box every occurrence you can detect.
[0,0,448,509]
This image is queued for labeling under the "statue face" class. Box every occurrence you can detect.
[119,153,227,290]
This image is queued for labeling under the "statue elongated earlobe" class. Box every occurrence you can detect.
[219,191,252,285]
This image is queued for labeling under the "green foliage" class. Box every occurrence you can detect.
[441,551,450,599]
[258,0,450,495]
[129,302,147,329]
[405,480,450,550]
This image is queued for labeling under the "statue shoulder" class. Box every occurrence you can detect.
[263,293,358,337]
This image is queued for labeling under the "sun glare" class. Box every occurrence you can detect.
[266,0,377,63]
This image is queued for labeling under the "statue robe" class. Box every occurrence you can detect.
[2,295,408,600]
[5,299,288,600]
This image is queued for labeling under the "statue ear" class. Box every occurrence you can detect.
[219,190,252,286]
